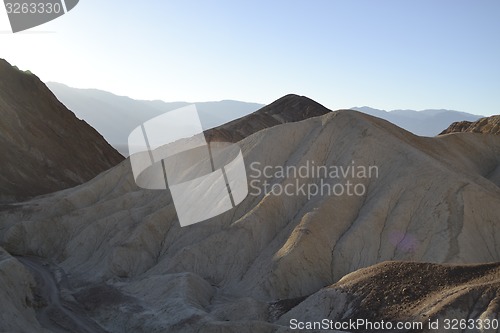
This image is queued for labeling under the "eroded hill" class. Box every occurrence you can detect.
[1,102,499,332]
[0,59,123,202]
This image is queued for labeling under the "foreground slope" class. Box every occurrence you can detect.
[0,59,123,202]
[0,248,50,332]
[278,261,500,333]
[1,105,500,332]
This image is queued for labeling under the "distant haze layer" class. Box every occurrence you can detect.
[351,106,482,137]
[46,82,264,156]
[47,83,484,157]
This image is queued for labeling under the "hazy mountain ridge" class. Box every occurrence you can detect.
[1,93,499,332]
[46,82,264,155]
[352,106,482,137]
[0,59,123,203]
[46,83,486,156]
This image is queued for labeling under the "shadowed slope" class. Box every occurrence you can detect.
[0,59,124,202]
[205,94,332,142]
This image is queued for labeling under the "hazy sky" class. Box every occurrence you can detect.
[1,1,499,115]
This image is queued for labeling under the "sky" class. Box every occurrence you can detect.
[1,0,499,115]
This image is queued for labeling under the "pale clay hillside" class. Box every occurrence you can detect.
[1,107,500,332]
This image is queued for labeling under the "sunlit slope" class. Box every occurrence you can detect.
[1,107,500,332]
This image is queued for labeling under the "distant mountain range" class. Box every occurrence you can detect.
[46,82,264,156]
[47,83,485,156]
[351,106,483,136]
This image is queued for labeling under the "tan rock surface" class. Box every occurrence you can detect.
[278,261,500,333]
[440,115,500,135]
[1,109,500,332]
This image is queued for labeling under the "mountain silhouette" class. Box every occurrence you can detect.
[352,106,482,136]
[46,82,264,156]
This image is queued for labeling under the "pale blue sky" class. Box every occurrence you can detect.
[1,0,499,115]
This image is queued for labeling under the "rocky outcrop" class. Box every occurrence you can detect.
[440,115,500,135]
[0,59,124,202]
[278,261,500,333]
